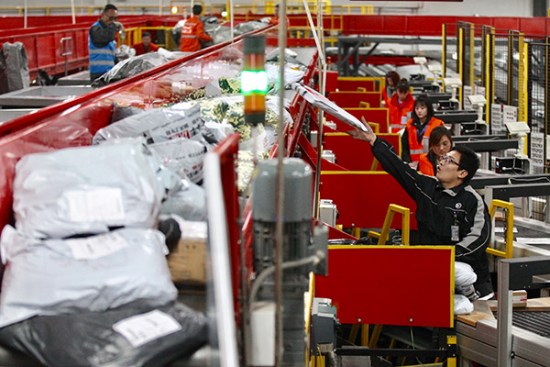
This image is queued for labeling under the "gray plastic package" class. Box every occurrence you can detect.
[0,42,30,94]
[94,52,168,86]
[160,181,207,221]
[13,141,164,239]
[0,226,178,328]
[148,138,207,184]
[93,103,203,145]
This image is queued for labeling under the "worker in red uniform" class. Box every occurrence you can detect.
[402,95,445,168]
[381,71,400,107]
[418,126,453,176]
[269,4,290,27]
[132,31,159,56]
[178,4,213,52]
[388,78,415,133]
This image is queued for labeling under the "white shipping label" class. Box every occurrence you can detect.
[66,187,125,223]
[66,232,128,260]
[113,310,182,347]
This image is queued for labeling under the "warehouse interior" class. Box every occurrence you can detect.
[0,0,550,366]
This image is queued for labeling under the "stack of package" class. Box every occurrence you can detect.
[0,140,208,366]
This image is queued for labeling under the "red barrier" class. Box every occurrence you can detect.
[319,171,417,230]
[315,245,454,327]
[336,77,383,92]
[0,16,171,80]
[325,108,390,134]
[322,132,401,171]
[327,91,382,108]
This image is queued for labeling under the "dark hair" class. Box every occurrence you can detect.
[412,94,435,123]
[385,71,400,88]
[142,31,151,38]
[103,4,118,13]
[396,78,409,93]
[429,126,453,149]
[452,145,479,183]
[192,4,203,15]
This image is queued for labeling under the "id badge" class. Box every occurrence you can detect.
[451,225,460,242]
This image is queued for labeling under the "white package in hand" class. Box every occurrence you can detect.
[0,226,178,328]
[93,103,203,144]
[455,261,477,287]
[13,141,164,238]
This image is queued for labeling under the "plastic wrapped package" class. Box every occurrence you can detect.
[94,52,169,86]
[0,42,30,94]
[235,20,270,34]
[202,121,235,144]
[93,103,204,145]
[13,141,165,239]
[455,261,477,287]
[148,138,207,184]
[160,180,207,221]
[0,300,208,367]
[454,294,474,315]
[0,226,178,328]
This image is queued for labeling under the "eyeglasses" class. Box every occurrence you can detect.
[108,16,119,21]
[439,155,464,169]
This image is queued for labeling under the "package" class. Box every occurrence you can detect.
[166,220,207,284]
[148,138,207,184]
[0,300,208,367]
[93,103,204,145]
[0,226,178,328]
[0,42,30,94]
[13,141,164,238]
[93,52,168,86]
[160,181,207,221]
[454,294,474,315]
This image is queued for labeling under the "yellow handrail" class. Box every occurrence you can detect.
[488,199,514,259]
[368,203,410,246]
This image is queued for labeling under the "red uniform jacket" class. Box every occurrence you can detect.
[179,15,212,52]
[133,42,159,56]
[388,93,415,133]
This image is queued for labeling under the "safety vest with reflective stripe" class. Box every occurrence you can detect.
[388,93,415,133]
[179,15,212,52]
[88,21,116,75]
[418,152,436,176]
[405,116,445,163]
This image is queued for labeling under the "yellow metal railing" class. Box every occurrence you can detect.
[367,203,411,246]
[488,199,514,259]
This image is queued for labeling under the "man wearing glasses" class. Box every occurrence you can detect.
[88,4,123,82]
[348,125,494,301]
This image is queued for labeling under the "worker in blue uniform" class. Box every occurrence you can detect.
[88,4,123,81]
[348,123,494,300]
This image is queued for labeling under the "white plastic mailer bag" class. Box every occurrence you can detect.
[93,103,204,145]
[454,294,474,315]
[0,226,178,328]
[148,138,207,184]
[13,141,164,239]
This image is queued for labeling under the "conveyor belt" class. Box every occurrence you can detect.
[494,311,550,338]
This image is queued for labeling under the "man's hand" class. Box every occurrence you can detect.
[346,117,377,144]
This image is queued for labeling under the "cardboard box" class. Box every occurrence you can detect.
[167,238,207,285]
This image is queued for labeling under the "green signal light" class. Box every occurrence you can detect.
[241,70,268,95]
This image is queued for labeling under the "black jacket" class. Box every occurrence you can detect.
[372,138,493,296]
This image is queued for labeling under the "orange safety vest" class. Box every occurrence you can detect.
[418,153,436,176]
[179,15,212,52]
[388,93,415,133]
[405,116,445,163]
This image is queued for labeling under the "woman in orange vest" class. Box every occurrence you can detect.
[382,71,400,107]
[402,94,445,168]
[418,126,453,176]
[388,79,415,133]
[178,4,213,52]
